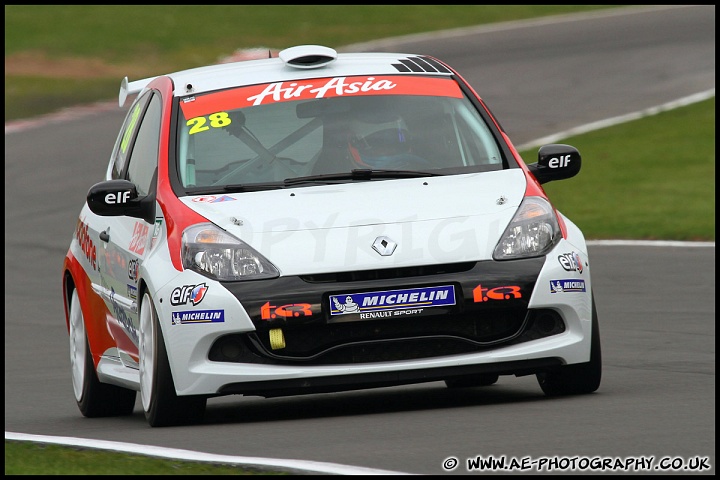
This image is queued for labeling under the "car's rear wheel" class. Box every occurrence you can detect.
[68,289,136,417]
[537,292,602,396]
[445,374,499,388]
[139,291,206,427]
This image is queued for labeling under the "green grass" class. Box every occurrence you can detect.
[520,97,715,241]
[5,76,120,121]
[4,441,287,475]
[5,5,619,61]
[5,5,621,122]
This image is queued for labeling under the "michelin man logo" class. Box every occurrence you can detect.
[333,296,360,314]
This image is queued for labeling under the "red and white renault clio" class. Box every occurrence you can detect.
[62,45,601,427]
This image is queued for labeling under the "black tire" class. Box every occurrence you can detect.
[69,289,136,417]
[445,374,499,388]
[537,292,602,396]
[139,292,206,427]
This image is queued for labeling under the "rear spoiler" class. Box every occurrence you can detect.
[119,76,157,107]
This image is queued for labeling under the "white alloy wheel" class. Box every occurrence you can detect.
[139,292,156,412]
[138,290,207,427]
[69,289,86,402]
[67,287,137,417]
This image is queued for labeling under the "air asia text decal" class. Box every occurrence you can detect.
[179,76,463,119]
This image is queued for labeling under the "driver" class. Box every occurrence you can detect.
[345,115,429,169]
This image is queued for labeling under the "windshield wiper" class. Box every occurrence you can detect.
[183,183,286,195]
[191,169,441,194]
[223,181,286,192]
[284,168,442,185]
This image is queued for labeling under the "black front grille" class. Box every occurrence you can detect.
[257,336,486,364]
[213,256,554,366]
[300,262,475,283]
[209,309,565,366]
[271,308,526,358]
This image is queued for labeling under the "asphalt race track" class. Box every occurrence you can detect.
[4,5,715,475]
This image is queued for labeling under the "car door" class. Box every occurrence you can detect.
[93,91,162,369]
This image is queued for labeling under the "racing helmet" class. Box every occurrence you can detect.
[346,115,418,169]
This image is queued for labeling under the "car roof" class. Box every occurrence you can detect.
[119,45,455,106]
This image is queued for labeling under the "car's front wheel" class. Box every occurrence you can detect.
[139,291,206,427]
[536,292,602,396]
[68,288,136,417]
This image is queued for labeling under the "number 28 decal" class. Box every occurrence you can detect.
[187,111,232,135]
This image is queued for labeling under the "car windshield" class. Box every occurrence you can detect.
[175,75,505,190]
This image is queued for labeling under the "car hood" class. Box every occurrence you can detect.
[180,170,527,276]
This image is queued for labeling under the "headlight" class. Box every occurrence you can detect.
[493,196,560,260]
[181,224,279,281]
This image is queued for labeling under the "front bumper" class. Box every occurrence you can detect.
[156,250,592,396]
[211,257,566,366]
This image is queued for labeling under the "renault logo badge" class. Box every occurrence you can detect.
[372,236,397,256]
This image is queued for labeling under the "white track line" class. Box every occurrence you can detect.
[5,431,412,475]
[515,89,716,152]
[587,240,714,247]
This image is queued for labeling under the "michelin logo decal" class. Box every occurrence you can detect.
[172,309,225,324]
[330,285,455,319]
[550,279,586,293]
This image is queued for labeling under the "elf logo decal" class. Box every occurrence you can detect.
[170,283,208,306]
[473,284,522,302]
[550,279,586,293]
[104,190,131,204]
[558,252,584,273]
[261,302,312,320]
[548,155,572,168]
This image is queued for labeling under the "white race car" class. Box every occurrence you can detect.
[63,44,601,427]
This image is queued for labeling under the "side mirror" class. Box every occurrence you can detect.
[527,144,581,184]
[87,179,155,224]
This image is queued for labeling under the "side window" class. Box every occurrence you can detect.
[110,92,152,180]
[126,94,162,195]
